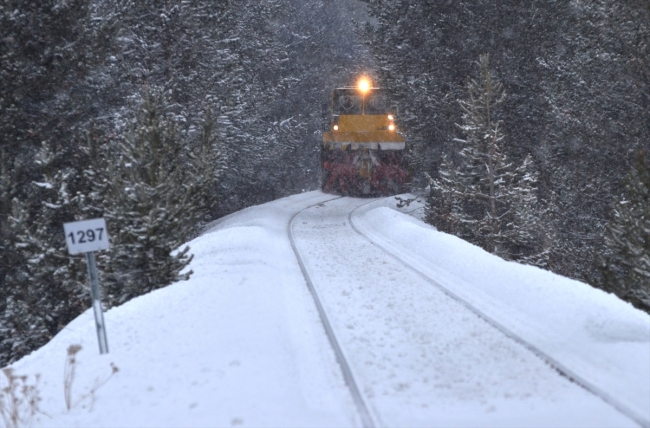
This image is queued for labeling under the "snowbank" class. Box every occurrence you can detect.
[7,192,356,428]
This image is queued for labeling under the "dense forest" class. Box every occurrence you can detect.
[1,0,649,367]
[361,0,650,309]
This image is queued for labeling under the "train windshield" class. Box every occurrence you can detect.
[364,90,392,115]
[333,89,362,115]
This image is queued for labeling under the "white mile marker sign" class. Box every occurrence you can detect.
[64,218,109,254]
[64,218,110,354]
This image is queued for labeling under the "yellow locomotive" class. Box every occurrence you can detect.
[321,78,407,195]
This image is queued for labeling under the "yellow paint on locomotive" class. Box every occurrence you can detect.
[323,116,404,141]
[322,86,405,150]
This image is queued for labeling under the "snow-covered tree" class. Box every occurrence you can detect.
[362,0,650,280]
[100,90,224,306]
[0,148,19,288]
[101,91,191,305]
[190,106,226,225]
[427,55,548,264]
[0,0,127,365]
[597,151,650,311]
[2,143,90,364]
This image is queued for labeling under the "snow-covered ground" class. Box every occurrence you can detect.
[5,191,649,427]
[353,197,650,427]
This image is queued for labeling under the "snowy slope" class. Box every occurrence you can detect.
[8,192,357,428]
[5,191,649,428]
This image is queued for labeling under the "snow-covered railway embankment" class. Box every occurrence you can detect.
[349,199,649,428]
[290,196,648,428]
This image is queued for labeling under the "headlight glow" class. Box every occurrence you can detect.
[333,125,339,131]
[388,124,395,131]
[358,78,371,93]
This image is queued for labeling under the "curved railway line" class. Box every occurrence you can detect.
[288,196,376,428]
[288,196,647,428]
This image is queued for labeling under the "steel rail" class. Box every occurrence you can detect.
[348,199,649,428]
[288,197,376,428]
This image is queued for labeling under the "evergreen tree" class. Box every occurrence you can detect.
[598,151,650,311]
[100,90,223,306]
[427,55,548,264]
[0,0,121,365]
[2,143,90,364]
[362,0,650,280]
[190,106,226,227]
[0,147,23,365]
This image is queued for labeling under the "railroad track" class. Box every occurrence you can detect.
[289,196,647,428]
[348,199,648,428]
[288,196,376,428]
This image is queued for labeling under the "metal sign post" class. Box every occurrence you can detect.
[63,218,110,354]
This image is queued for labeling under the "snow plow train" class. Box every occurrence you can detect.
[321,78,408,196]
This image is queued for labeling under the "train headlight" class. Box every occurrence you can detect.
[388,115,394,120]
[388,124,395,131]
[333,125,339,131]
[358,77,371,93]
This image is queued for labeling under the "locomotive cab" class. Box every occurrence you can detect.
[321,79,407,195]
